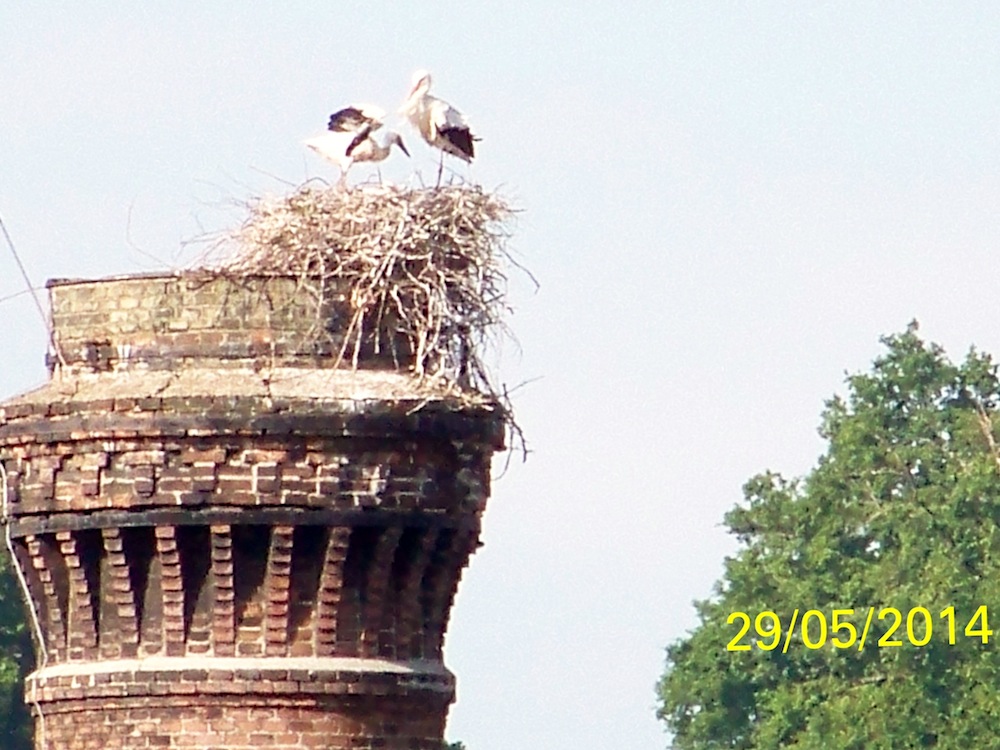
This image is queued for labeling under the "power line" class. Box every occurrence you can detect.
[0,213,48,331]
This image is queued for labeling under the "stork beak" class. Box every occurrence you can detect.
[396,136,410,157]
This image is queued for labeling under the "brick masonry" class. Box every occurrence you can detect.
[0,273,504,749]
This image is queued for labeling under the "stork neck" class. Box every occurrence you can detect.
[401,93,422,115]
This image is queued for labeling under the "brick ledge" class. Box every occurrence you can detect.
[26,656,456,704]
[30,654,451,680]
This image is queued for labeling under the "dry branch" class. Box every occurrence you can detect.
[199,183,525,452]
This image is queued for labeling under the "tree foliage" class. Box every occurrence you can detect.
[658,324,1000,748]
[0,546,32,749]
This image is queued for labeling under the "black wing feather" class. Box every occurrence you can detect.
[328,107,375,133]
[440,126,475,161]
[345,124,374,157]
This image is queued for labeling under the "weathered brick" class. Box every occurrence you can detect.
[4,273,502,749]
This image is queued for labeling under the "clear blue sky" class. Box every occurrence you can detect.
[4,3,1000,747]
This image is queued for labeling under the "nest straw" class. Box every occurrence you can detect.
[204,183,524,419]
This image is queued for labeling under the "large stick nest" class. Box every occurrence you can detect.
[207,183,523,407]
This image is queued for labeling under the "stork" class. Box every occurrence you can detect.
[399,70,477,184]
[304,104,409,183]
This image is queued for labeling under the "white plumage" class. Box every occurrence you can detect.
[304,104,409,180]
[400,70,477,175]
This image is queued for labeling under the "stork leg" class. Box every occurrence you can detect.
[436,152,445,188]
[337,158,354,189]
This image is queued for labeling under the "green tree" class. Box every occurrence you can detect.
[0,546,32,749]
[658,324,1000,748]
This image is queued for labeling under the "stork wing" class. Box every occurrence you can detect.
[429,100,475,161]
[304,130,354,170]
[429,99,469,130]
[328,104,385,133]
[345,125,374,157]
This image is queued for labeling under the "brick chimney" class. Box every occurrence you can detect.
[0,272,503,749]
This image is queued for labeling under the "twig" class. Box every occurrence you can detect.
[194,182,531,455]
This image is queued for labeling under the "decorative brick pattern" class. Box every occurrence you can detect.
[385,527,440,660]
[56,530,99,660]
[210,525,236,657]
[154,526,185,657]
[2,434,495,517]
[99,527,140,659]
[316,527,351,658]
[420,529,479,660]
[0,273,505,749]
[24,534,68,663]
[360,526,403,658]
[264,525,294,656]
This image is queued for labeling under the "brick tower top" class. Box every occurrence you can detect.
[0,267,506,750]
[4,270,502,453]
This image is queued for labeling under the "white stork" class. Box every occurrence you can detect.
[399,70,477,184]
[304,104,409,183]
